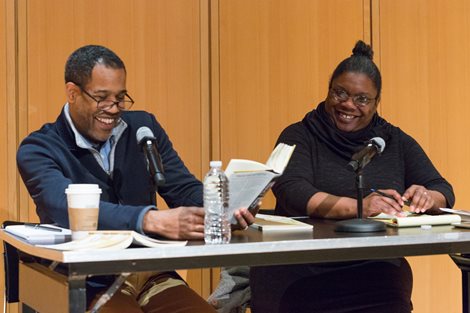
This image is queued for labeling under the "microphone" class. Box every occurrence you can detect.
[136,127,166,187]
[347,137,386,172]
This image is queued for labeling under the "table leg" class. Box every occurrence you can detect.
[68,275,87,313]
[449,254,470,313]
[21,303,36,313]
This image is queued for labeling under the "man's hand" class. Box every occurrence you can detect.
[231,207,257,231]
[142,207,205,240]
[143,205,258,239]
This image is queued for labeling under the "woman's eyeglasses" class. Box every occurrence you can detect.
[329,88,375,107]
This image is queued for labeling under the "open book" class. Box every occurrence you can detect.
[371,213,461,227]
[36,231,187,251]
[250,214,313,232]
[226,143,295,217]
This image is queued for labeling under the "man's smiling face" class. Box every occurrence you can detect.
[68,64,127,143]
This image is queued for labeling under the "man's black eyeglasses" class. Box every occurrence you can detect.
[73,82,135,111]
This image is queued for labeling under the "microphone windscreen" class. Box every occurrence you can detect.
[136,126,155,144]
[370,137,386,153]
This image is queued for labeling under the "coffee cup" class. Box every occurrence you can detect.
[65,184,102,240]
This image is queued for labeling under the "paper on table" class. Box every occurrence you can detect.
[4,224,71,245]
[440,208,470,216]
[250,214,313,232]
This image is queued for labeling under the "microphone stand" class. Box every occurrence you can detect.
[335,167,386,232]
[149,164,164,204]
[149,172,162,206]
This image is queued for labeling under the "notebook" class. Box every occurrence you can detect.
[4,224,71,245]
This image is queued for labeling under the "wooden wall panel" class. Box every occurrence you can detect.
[26,0,205,179]
[3,0,25,310]
[374,1,469,312]
[1,0,7,307]
[217,0,369,208]
[1,0,8,222]
[376,0,470,209]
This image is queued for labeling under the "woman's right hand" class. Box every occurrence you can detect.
[363,189,406,217]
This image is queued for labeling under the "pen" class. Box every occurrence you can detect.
[290,216,310,220]
[370,189,411,206]
[24,223,63,232]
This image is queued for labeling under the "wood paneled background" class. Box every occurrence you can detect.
[217,0,369,208]
[374,1,470,312]
[0,0,8,229]
[1,0,468,312]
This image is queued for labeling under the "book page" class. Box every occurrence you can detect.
[251,214,313,232]
[224,143,295,220]
[37,231,187,250]
[228,171,277,216]
[37,232,133,250]
[265,143,296,174]
[131,232,187,247]
[225,159,270,177]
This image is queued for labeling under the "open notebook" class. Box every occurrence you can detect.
[370,212,461,227]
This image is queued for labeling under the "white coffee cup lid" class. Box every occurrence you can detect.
[65,184,102,194]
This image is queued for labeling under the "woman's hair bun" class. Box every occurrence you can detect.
[352,40,373,60]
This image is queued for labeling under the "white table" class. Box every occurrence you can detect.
[3,218,470,312]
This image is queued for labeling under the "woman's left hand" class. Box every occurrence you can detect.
[402,185,434,213]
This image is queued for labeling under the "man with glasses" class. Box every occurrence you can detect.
[17,45,254,312]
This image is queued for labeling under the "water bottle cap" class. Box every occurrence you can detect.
[210,160,223,168]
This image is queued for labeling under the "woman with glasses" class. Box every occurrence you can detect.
[249,41,454,313]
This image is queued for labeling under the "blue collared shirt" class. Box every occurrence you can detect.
[64,104,153,233]
[64,103,127,177]
[64,103,127,174]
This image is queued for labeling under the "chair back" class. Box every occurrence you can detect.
[2,221,24,303]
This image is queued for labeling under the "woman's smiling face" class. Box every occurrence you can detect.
[325,72,379,132]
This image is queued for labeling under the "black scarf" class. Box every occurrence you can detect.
[302,102,393,159]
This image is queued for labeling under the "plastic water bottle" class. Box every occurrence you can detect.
[204,160,231,244]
